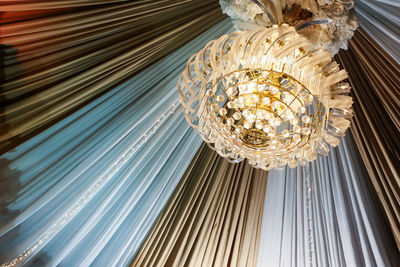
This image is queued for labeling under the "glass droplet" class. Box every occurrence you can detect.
[219,108,227,116]
[233,112,241,120]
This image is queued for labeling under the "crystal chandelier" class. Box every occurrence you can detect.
[178,23,353,170]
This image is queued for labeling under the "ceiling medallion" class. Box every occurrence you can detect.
[178,23,353,170]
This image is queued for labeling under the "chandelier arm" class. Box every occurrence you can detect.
[295,19,332,32]
[249,0,276,25]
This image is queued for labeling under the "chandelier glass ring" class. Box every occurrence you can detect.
[178,24,352,170]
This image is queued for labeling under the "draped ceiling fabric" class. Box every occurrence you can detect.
[0,1,233,265]
[257,134,400,267]
[337,28,400,249]
[131,144,268,267]
[1,0,400,267]
[355,0,400,63]
[0,0,224,153]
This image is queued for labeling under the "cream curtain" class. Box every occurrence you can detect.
[131,144,268,267]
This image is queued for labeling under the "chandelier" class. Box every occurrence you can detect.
[178,22,353,170]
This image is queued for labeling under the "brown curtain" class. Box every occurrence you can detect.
[337,28,400,249]
[131,144,268,267]
[0,0,225,153]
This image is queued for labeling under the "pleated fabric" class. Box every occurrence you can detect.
[1,0,224,153]
[0,7,233,267]
[337,28,400,250]
[131,144,268,267]
[1,0,400,266]
[355,0,400,63]
[257,134,400,267]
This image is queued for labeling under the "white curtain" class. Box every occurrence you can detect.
[257,134,400,267]
[0,19,233,266]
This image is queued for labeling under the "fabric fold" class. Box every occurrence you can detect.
[337,28,400,250]
[131,144,268,267]
[0,8,232,265]
[257,134,400,267]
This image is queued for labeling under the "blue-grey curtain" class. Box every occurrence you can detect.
[257,134,400,267]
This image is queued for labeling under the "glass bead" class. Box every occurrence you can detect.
[271,87,279,95]
[248,82,257,91]
[273,119,281,127]
[251,94,259,103]
[255,120,263,129]
[305,94,313,102]
[227,87,238,96]
[244,121,253,129]
[247,113,256,122]
[211,103,219,112]
[272,101,281,109]
[262,97,270,106]
[233,112,241,120]
[293,125,301,133]
[282,130,290,138]
[226,118,234,125]
[219,108,227,116]
[302,127,311,135]
[285,110,294,119]
[264,112,273,120]
[263,125,271,133]
[227,101,235,109]
[293,134,301,143]
[302,115,310,124]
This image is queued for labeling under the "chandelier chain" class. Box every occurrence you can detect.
[304,163,314,267]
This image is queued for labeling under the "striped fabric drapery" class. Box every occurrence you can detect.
[1,0,400,266]
[0,2,233,265]
[257,134,400,267]
[131,144,268,267]
[1,0,224,152]
[337,28,400,249]
[355,0,400,63]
